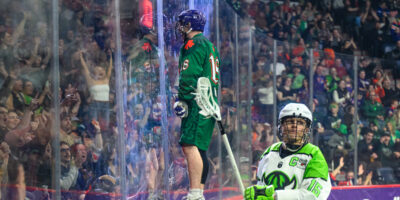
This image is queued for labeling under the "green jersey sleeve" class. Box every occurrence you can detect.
[298,143,329,181]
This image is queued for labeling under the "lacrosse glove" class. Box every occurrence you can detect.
[173,99,188,118]
[244,185,275,200]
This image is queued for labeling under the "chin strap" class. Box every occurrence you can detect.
[285,143,304,152]
[183,28,193,41]
[186,28,192,35]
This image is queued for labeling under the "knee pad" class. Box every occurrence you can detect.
[199,149,209,184]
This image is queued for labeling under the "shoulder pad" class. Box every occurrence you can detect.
[260,142,282,159]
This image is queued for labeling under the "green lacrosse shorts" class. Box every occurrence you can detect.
[179,100,216,151]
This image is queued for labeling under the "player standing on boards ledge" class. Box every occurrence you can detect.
[173,9,221,200]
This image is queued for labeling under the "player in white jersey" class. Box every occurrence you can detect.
[244,103,331,200]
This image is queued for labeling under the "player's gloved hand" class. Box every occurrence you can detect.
[173,99,188,118]
[244,185,275,200]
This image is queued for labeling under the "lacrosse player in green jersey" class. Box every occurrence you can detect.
[173,9,220,200]
[245,103,332,200]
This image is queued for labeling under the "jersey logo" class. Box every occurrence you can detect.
[182,59,189,71]
[263,171,297,190]
[142,42,152,52]
[289,156,308,170]
[185,40,195,50]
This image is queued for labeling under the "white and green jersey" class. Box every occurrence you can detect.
[256,142,331,200]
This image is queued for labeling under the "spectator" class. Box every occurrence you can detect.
[22,80,35,106]
[342,105,358,134]
[291,38,306,57]
[277,77,296,108]
[360,0,380,54]
[0,12,29,73]
[60,114,75,146]
[79,50,113,126]
[251,122,265,152]
[296,78,310,104]
[382,79,398,107]
[358,129,380,169]
[60,84,81,118]
[0,106,8,142]
[332,58,347,79]
[329,28,344,52]
[372,69,385,92]
[386,122,398,146]
[71,143,95,191]
[361,90,385,125]
[324,103,342,130]
[338,170,355,186]
[6,79,25,112]
[332,0,345,27]
[344,0,359,37]
[387,100,400,131]
[314,65,329,95]
[358,69,370,96]
[59,141,78,190]
[317,20,330,47]
[256,79,273,123]
[357,162,373,185]
[342,36,358,54]
[332,79,352,114]
[329,156,345,186]
[378,132,395,168]
[314,121,335,151]
[287,65,305,92]
[326,67,340,93]
[328,128,350,165]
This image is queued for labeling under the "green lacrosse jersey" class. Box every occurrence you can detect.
[257,142,332,200]
[178,33,220,102]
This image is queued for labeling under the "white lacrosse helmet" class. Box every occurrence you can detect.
[278,103,313,151]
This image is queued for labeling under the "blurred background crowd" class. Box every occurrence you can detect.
[0,0,399,199]
[222,0,400,188]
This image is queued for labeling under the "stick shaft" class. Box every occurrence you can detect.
[217,121,245,194]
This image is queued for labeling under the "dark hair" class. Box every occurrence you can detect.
[60,141,69,147]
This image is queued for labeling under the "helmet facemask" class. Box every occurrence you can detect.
[279,116,311,152]
[175,20,192,41]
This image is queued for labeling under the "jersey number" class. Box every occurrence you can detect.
[307,179,322,198]
[209,55,220,84]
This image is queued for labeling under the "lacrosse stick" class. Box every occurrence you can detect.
[192,77,245,195]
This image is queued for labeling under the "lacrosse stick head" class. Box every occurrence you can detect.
[193,77,221,120]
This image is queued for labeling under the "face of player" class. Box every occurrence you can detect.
[281,117,308,146]
[175,21,191,41]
